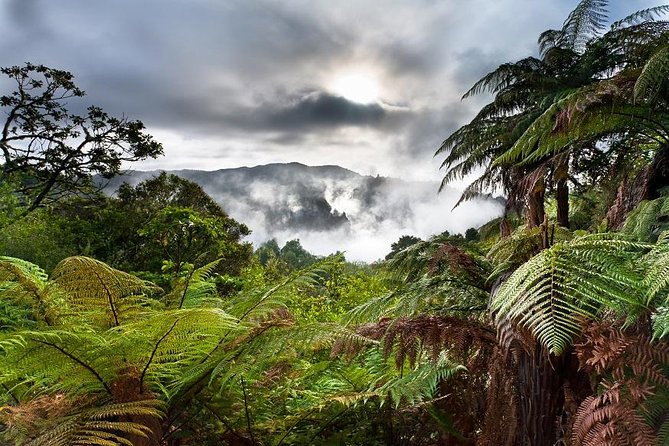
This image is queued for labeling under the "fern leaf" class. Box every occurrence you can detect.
[48,256,161,327]
[635,45,669,101]
[612,5,669,29]
[491,234,649,354]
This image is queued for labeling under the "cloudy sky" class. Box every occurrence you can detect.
[2,0,663,183]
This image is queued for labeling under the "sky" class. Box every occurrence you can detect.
[0,0,665,260]
[2,0,663,182]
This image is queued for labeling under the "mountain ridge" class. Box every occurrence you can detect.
[104,162,503,260]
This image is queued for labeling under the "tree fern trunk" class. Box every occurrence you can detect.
[527,177,545,229]
[515,347,564,446]
[110,369,164,446]
[607,145,669,229]
[555,157,569,228]
[500,214,512,238]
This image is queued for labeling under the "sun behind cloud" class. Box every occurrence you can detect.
[329,72,380,104]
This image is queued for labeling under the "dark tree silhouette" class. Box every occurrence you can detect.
[0,63,163,214]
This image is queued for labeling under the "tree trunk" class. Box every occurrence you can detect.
[607,145,669,229]
[527,176,545,229]
[515,347,564,445]
[555,156,569,228]
[500,214,512,238]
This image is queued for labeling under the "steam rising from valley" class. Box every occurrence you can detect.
[108,163,503,262]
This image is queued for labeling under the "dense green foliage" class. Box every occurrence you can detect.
[4,1,669,445]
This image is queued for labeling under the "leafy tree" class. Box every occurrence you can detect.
[255,239,281,266]
[45,174,252,283]
[280,239,318,270]
[0,64,162,215]
[464,227,480,242]
[385,235,422,260]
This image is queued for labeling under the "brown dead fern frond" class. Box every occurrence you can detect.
[571,321,669,445]
[335,315,496,368]
[428,243,487,281]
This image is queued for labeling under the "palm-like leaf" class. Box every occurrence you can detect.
[560,0,609,52]
[612,5,669,29]
[0,257,50,324]
[635,45,669,102]
[491,234,649,354]
[48,256,161,327]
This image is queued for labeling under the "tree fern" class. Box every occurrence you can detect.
[635,44,669,102]
[3,400,164,446]
[559,0,609,52]
[48,256,161,328]
[491,234,650,354]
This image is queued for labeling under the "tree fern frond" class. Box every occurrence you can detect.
[116,308,241,392]
[165,259,222,309]
[461,57,544,99]
[377,353,465,408]
[560,0,609,52]
[0,257,51,324]
[652,307,669,339]
[491,234,650,354]
[634,45,669,101]
[48,256,161,328]
[622,196,669,241]
[6,400,164,446]
[0,329,116,396]
[612,5,669,29]
[487,225,573,279]
[538,29,564,56]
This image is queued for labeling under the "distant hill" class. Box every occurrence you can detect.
[102,162,504,261]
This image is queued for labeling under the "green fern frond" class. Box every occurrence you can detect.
[378,353,465,408]
[612,5,669,29]
[538,29,564,56]
[461,57,544,99]
[48,256,161,327]
[116,308,241,392]
[652,307,669,339]
[487,225,573,279]
[165,258,222,309]
[622,196,669,241]
[560,0,609,51]
[0,257,51,324]
[644,242,669,306]
[635,45,669,101]
[0,329,116,396]
[491,234,650,354]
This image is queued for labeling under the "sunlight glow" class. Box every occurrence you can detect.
[330,72,380,104]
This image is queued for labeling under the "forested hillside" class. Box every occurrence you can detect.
[100,164,503,261]
[3,1,669,445]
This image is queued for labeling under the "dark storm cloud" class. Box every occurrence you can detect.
[125,90,405,136]
[265,93,387,129]
[0,0,663,178]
